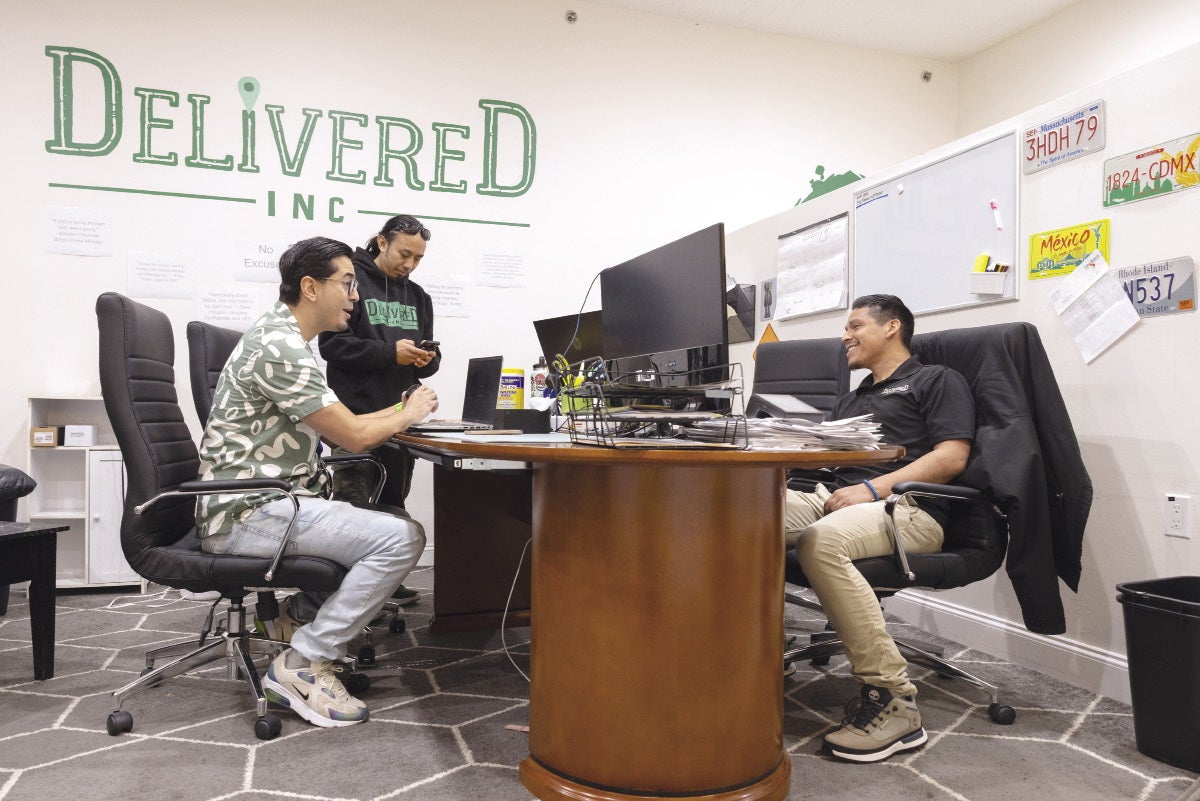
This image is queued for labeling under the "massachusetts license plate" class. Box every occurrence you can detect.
[1023,101,1105,175]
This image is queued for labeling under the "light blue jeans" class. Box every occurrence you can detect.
[204,497,425,662]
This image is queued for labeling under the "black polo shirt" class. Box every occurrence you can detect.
[794,356,975,527]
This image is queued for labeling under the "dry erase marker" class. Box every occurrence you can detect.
[989,199,1003,231]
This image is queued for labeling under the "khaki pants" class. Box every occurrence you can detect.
[785,485,943,697]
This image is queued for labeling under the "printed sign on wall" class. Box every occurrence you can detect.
[43,45,539,230]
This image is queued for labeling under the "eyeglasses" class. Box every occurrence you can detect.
[387,219,431,241]
[319,277,358,295]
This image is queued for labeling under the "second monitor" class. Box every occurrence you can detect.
[533,310,604,366]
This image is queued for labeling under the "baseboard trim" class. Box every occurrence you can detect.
[887,592,1131,704]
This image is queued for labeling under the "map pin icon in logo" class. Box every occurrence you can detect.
[238,76,260,110]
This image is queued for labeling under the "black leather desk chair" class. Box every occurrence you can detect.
[184,319,404,662]
[97,292,359,740]
[770,323,1089,726]
[0,465,37,616]
[749,336,847,421]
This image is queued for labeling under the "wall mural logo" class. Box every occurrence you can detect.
[796,164,863,205]
[44,45,538,228]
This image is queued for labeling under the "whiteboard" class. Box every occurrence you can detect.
[852,133,1018,315]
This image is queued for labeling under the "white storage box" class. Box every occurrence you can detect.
[64,425,98,447]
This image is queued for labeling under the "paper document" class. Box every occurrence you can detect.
[690,414,882,451]
[1049,250,1139,363]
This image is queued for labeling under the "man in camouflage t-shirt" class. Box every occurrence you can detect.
[196,302,339,536]
[196,237,438,729]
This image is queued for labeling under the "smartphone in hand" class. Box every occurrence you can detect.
[402,383,422,402]
[418,340,439,350]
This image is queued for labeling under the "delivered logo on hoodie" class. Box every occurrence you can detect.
[364,298,419,330]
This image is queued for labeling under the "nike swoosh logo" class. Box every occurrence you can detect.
[296,686,310,700]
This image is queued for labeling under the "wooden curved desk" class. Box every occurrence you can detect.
[395,435,903,801]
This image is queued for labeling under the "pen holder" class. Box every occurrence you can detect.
[559,378,590,413]
[970,272,1007,295]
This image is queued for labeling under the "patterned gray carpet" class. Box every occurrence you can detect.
[0,568,1196,801]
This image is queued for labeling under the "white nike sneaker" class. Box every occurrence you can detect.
[262,650,368,727]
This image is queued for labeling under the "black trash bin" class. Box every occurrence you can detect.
[1117,576,1200,772]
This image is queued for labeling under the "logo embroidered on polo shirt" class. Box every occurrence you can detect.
[880,384,910,395]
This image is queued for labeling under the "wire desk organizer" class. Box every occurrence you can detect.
[560,360,748,449]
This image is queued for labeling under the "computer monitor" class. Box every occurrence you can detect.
[599,223,729,366]
[533,310,604,366]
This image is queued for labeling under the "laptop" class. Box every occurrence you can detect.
[407,356,504,432]
[533,310,604,366]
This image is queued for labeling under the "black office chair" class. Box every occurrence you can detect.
[749,336,847,421]
[784,481,1012,723]
[778,323,1090,726]
[186,320,386,495]
[0,465,37,616]
[185,319,241,428]
[184,319,405,659]
[97,292,359,740]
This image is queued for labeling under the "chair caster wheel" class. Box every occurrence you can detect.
[106,710,133,736]
[344,673,370,695]
[255,713,282,740]
[358,644,376,665]
[811,656,831,666]
[988,703,1016,725]
[389,616,406,634]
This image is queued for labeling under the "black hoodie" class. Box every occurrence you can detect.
[318,247,441,414]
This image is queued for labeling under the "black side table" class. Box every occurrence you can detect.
[0,521,67,680]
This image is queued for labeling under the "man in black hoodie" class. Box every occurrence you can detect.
[319,214,441,516]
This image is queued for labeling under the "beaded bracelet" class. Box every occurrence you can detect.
[862,479,880,501]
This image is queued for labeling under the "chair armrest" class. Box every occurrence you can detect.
[882,482,995,583]
[177,477,292,494]
[136,477,299,582]
[320,453,388,503]
[0,464,36,520]
[320,454,372,466]
[0,463,36,502]
[890,481,984,503]
[137,478,292,512]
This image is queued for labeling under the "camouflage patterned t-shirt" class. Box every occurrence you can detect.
[196,302,339,538]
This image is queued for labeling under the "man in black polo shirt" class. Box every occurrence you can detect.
[785,294,974,763]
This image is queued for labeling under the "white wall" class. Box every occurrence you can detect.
[957,0,1200,134]
[1,0,960,549]
[729,16,1200,700]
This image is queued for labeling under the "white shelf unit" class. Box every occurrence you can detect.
[26,397,142,589]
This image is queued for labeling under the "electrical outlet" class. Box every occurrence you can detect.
[1165,494,1190,538]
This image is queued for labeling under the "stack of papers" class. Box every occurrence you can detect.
[689,414,882,451]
